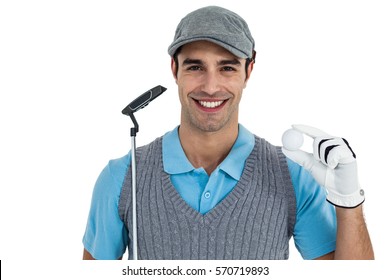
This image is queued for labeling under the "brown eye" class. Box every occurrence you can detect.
[187,66,202,71]
[222,66,235,71]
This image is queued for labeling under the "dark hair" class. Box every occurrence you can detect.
[173,47,255,78]
[173,47,182,77]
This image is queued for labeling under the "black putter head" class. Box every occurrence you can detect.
[122,85,167,116]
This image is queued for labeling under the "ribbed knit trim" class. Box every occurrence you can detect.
[276,147,296,238]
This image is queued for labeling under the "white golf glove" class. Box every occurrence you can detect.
[282,124,365,208]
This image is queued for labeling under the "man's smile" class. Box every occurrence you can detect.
[193,98,228,112]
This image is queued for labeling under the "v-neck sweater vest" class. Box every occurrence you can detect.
[119,136,296,259]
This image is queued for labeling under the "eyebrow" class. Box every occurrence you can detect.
[182,58,203,66]
[182,58,242,67]
[218,58,242,66]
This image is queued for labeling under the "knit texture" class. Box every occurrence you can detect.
[119,136,296,259]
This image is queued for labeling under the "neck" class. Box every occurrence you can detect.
[178,123,239,175]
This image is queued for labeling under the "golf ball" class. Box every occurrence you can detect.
[282,129,304,151]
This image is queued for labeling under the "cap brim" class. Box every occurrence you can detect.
[168,37,249,59]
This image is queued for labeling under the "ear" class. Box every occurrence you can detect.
[246,60,255,79]
[244,60,255,87]
[171,57,178,81]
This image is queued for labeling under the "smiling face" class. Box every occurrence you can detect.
[172,40,253,134]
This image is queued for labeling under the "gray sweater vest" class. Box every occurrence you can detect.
[118,136,296,260]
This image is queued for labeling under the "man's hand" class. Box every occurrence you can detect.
[282,124,365,208]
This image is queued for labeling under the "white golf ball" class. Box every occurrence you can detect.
[282,129,304,151]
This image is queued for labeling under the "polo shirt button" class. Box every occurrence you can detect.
[204,192,211,199]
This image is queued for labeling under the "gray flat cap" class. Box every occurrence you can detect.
[168,6,255,59]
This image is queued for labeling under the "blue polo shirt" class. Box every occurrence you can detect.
[83,125,336,260]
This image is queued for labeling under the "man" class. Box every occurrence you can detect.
[82,6,374,260]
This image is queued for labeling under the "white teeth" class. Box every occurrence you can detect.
[198,100,224,108]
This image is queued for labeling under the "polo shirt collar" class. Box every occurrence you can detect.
[162,124,255,179]
[219,124,255,180]
[162,127,194,174]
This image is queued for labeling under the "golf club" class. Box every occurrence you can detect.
[122,85,167,260]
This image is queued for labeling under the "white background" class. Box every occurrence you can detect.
[1,0,389,278]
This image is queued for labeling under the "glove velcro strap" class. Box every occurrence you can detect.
[326,189,365,208]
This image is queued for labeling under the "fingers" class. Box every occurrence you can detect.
[292,124,331,139]
[314,137,340,168]
[282,148,316,171]
[286,124,356,169]
[282,147,328,186]
[313,137,356,168]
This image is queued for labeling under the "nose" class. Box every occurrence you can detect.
[201,70,221,95]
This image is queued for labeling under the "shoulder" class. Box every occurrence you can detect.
[103,137,162,185]
[93,153,131,199]
[106,153,131,184]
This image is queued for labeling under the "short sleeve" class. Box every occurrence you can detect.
[287,158,337,260]
[82,153,130,259]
